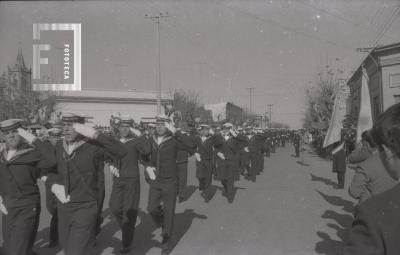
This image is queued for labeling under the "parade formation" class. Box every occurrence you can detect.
[0,112,296,255]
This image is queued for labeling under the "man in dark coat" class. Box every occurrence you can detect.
[0,119,56,255]
[293,132,301,157]
[145,114,195,255]
[108,116,151,253]
[176,128,196,203]
[214,124,246,202]
[247,129,263,182]
[344,103,400,255]
[193,124,223,202]
[42,127,63,248]
[46,113,127,255]
[332,142,346,189]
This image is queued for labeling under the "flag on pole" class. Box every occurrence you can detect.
[323,81,349,148]
[356,66,373,142]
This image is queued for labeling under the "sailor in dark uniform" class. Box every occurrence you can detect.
[0,119,56,255]
[145,114,195,255]
[109,116,151,253]
[46,113,127,255]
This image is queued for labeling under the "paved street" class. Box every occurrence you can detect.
[25,145,356,255]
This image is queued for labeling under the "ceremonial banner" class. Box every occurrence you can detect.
[323,81,349,148]
[332,142,344,155]
[356,67,373,142]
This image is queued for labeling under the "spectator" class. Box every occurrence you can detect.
[348,130,397,204]
[345,103,400,255]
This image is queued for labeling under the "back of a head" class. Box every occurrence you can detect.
[371,103,400,158]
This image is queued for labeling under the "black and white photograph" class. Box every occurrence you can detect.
[0,0,400,254]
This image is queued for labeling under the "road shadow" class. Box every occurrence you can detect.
[34,225,62,255]
[180,185,197,203]
[296,161,310,166]
[310,174,337,187]
[315,231,343,255]
[322,210,353,242]
[206,185,218,202]
[168,209,208,253]
[316,190,354,213]
[131,209,162,255]
[91,208,121,255]
[215,186,246,203]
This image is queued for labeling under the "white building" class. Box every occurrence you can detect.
[54,88,172,126]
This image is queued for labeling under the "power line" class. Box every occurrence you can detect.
[295,1,399,42]
[346,5,400,82]
[224,4,356,51]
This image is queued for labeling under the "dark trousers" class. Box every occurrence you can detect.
[221,177,234,201]
[197,160,213,199]
[177,162,188,198]
[46,184,58,244]
[109,178,140,249]
[220,161,235,201]
[58,201,98,255]
[147,178,178,238]
[249,154,258,181]
[258,154,264,174]
[2,204,40,255]
[295,145,300,157]
[337,172,345,188]
[239,152,250,175]
[49,211,58,244]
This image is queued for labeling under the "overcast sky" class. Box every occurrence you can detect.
[0,0,399,128]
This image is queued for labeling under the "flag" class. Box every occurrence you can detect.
[323,81,349,148]
[332,142,344,155]
[356,66,373,142]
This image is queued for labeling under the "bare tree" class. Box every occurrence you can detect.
[303,64,344,129]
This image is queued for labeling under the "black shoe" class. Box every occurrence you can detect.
[178,196,185,203]
[46,241,58,248]
[161,234,171,254]
[120,246,132,254]
[334,185,344,189]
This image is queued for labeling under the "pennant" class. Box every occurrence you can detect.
[323,81,349,148]
[332,142,344,155]
[356,66,373,142]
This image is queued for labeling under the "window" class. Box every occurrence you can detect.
[389,73,400,88]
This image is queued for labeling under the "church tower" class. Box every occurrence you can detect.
[10,43,32,91]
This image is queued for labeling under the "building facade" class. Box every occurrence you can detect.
[204,102,244,123]
[347,42,400,125]
[54,89,172,126]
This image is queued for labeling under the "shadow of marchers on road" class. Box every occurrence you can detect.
[296,161,310,166]
[180,185,197,203]
[132,209,162,254]
[315,231,344,255]
[310,174,337,187]
[91,208,121,255]
[168,209,208,252]
[316,190,354,213]
[33,225,62,255]
[322,209,353,242]
[322,210,353,229]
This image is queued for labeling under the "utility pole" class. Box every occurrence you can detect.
[246,87,255,113]
[267,104,273,127]
[146,12,169,114]
[196,62,206,104]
